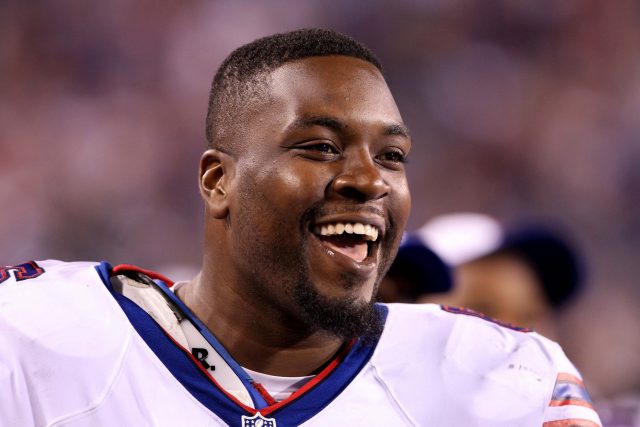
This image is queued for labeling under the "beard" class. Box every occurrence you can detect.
[291,274,385,344]
[232,192,394,344]
[235,222,387,343]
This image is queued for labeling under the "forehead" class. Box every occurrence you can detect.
[262,56,403,127]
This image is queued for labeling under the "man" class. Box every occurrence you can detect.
[417,212,585,338]
[0,29,601,426]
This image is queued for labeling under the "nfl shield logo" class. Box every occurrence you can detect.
[241,412,277,427]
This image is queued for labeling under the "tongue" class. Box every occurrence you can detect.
[320,235,368,262]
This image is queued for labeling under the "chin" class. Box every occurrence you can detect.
[293,277,383,341]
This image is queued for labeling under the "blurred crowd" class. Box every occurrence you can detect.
[1,0,639,412]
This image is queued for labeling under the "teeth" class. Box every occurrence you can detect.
[315,222,380,241]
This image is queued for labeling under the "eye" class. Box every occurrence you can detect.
[377,149,407,166]
[307,142,339,154]
[293,141,341,160]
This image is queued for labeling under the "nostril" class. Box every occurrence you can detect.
[332,172,389,201]
[335,184,368,201]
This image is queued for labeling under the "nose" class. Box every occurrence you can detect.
[331,150,390,201]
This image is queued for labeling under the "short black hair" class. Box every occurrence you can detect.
[205,28,382,147]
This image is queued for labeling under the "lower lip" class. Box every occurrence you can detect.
[310,234,378,276]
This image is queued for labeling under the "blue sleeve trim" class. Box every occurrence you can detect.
[95,261,114,291]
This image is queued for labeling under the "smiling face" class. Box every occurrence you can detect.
[204,55,411,338]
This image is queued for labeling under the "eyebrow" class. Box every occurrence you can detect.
[286,116,411,139]
[385,123,411,139]
[286,116,346,133]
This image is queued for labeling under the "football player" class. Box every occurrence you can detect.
[0,29,601,427]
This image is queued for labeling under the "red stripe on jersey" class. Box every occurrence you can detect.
[251,382,278,406]
[556,373,584,386]
[112,264,175,287]
[549,399,594,409]
[542,419,600,427]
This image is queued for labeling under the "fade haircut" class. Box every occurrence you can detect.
[205,28,382,148]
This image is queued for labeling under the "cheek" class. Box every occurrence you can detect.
[257,163,329,206]
[234,163,330,235]
[399,187,412,218]
[390,177,412,225]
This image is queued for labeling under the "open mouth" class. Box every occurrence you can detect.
[313,222,380,263]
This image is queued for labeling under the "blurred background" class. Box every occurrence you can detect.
[1,0,639,404]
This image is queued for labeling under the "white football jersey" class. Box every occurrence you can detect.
[0,260,601,427]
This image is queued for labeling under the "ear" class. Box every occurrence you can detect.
[199,149,230,219]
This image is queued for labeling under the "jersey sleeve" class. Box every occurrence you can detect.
[542,343,602,427]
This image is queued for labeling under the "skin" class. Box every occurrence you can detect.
[178,56,412,376]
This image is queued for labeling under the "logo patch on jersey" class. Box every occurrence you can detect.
[440,305,533,332]
[241,413,276,427]
[0,261,45,285]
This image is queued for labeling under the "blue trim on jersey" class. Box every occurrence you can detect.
[95,262,385,427]
[552,381,593,404]
[95,261,113,291]
[153,279,268,409]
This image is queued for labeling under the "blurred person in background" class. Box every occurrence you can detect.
[416,212,585,339]
[377,234,452,303]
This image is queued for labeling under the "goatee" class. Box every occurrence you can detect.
[292,280,384,344]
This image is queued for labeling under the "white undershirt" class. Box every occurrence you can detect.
[243,368,313,402]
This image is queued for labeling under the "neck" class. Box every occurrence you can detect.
[177,271,345,377]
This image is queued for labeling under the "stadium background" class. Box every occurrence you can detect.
[1,0,639,399]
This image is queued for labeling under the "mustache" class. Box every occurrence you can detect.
[303,204,385,221]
